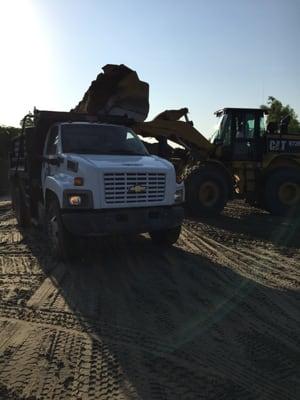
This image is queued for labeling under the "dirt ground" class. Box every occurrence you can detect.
[0,199,299,400]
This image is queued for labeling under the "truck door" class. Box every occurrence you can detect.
[41,126,59,184]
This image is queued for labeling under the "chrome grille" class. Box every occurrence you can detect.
[104,172,166,204]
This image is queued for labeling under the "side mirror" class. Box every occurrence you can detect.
[213,138,223,146]
[41,156,62,166]
[47,158,60,166]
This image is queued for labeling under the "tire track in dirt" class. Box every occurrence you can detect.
[0,200,299,399]
[161,233,299,400]
[181,224,300,289]
[179,221,299,399]
[84,236,298,400]
[180,225,300,342]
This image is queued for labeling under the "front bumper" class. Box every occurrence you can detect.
[61,206,184,236]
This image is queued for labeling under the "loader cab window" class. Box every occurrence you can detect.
[259,115,266,136]
[245,113,255,138]
[221,114,232,145]
[46,126,59,155]
[234,113,255,139]
[213,113,233,161]
[212,114,230,145]
[211,118,222,142]
[232,112,262,161]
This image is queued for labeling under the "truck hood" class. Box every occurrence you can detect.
[68,154,171,170]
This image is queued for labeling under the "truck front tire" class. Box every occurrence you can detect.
[46,198,72,261]
[149,225,181,246]
[14,186,30,228]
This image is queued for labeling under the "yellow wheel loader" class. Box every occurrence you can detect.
[133,107,300,217]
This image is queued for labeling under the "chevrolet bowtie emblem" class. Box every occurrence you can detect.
[128,185,146,194]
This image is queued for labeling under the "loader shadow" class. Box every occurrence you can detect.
[24,230,299,400]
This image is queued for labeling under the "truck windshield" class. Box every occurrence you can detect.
[61,124,149,156]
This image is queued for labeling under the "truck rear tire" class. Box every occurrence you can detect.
[46,198,72,261]
[150,225,181,246]
[185,166,229,217]
[14,186,30,228]
[264,168,300,216]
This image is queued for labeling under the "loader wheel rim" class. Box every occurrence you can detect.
[278,182,300,206]
[198,181,220,207]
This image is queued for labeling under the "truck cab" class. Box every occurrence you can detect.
[10,111,184,260]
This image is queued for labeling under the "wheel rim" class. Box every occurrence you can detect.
[198,181,220,207]
[278,182,300,206]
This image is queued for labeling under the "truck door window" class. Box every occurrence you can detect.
[46,126,59,155]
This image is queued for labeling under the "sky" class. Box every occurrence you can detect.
[0,0,299,137]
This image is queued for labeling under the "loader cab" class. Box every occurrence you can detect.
[213,108,267,162]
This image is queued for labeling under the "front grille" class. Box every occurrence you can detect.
[104,172,166,205]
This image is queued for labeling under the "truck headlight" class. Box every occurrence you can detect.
[174,188,184,204]
[176,175,183,184]
[69,195,82,206]
[63,190,93,208]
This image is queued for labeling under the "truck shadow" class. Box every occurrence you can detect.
[23,229,299,400]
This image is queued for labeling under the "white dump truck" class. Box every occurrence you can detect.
[9,110,184,260]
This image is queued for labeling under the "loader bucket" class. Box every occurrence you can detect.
[72,64,149,122]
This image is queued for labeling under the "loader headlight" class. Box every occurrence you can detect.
[174,189,184,204]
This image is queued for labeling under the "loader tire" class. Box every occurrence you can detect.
[185,166,229,217]
[264,168,300,216]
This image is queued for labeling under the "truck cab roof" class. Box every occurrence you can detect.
[56,121,129,128]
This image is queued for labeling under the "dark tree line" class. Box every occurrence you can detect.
[0,126,20,158]
[261,96,300,133]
